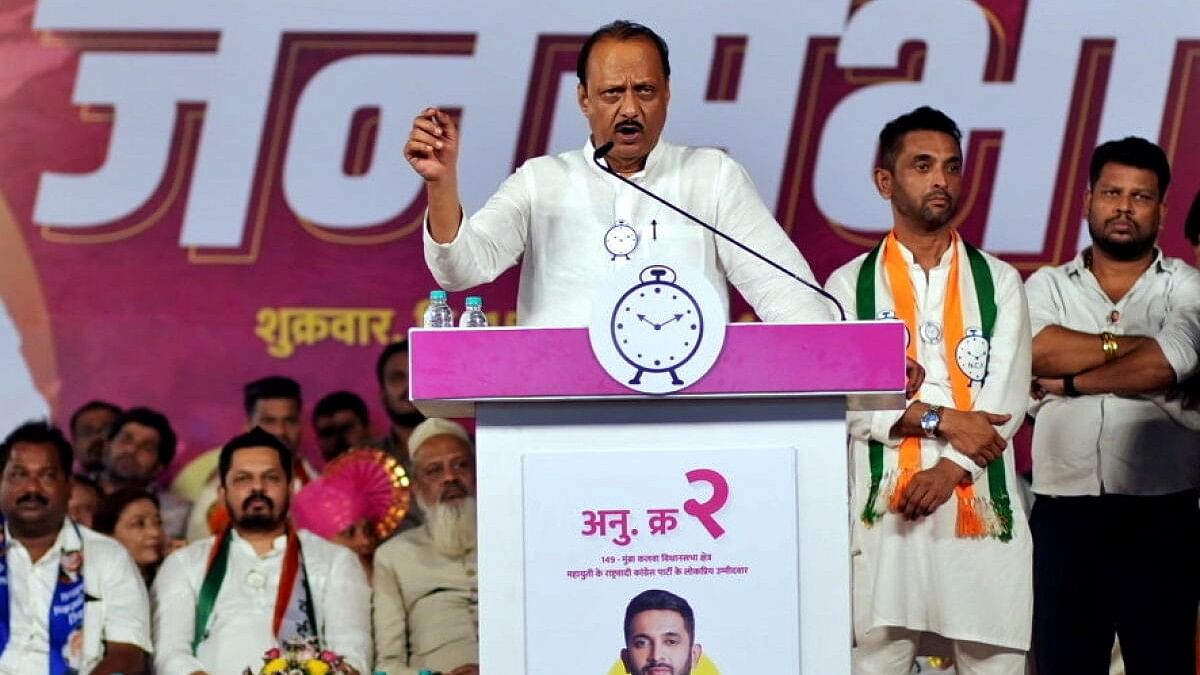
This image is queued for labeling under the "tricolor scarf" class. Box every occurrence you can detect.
[192,525,318,654]
[855,231,1014,541]
[0,519,87,674]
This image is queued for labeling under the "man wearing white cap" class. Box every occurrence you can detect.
[373,418,478,675]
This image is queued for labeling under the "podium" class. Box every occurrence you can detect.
[411,321,904,674]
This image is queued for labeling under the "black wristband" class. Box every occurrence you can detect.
[1063,374,1082,397]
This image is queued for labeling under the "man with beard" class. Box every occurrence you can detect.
[312,390,374,462]
[825,106,1031,674]
[99,407,191,541]
[1025,137,1200,674]
[67,400,120,478]
[620,590,702,675]
[0,421,150,674]
[405,20,836,327]
[152,427,371,674]
[373,418,478,675]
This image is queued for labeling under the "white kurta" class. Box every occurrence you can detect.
[152,528,372,674]
[424,139,836,326]
[825,240,1033,650]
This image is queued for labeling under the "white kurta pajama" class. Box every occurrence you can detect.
[826,239,1033,670]
[424,139,836,325]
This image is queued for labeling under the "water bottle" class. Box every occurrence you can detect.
[422,290,455,328]
[459,295,489,327]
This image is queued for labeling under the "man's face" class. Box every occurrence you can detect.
[104,421,163,483]
[875,130,963,231]
[68,481,100,528]
[250,398,301,451]
[314,410,371,461]
[577,37,670,174]
[71,407,116,473]
[219,446,290,533]
[622,609,701,675]
[1086,162,1163,261]
[412,435,476,506]
[0,442,70,535]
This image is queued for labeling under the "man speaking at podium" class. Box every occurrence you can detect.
[404,20,836,326]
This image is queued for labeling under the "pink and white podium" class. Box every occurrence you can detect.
[411,321,904,674]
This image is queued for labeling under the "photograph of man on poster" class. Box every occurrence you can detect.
[618,589,710,675]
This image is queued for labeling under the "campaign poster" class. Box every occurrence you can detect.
[524,447,800,674]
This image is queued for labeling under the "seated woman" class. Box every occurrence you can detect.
[93,487,165,586]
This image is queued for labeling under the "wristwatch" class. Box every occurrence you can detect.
[920,405,944,438]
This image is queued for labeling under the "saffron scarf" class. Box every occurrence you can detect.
[855,231,1013,541]
[192,525,317,654]
[0,519,87,674]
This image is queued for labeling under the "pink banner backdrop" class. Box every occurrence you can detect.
[1,0,1197,472]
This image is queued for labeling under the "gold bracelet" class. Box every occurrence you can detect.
[1101,331,1119,361]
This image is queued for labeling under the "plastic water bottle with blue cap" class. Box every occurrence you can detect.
[459,295,489,327]
[422,290,455,328]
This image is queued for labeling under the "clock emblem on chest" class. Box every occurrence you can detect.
[603,220,639,260]
[589,262,727,394]
[955,327,990,383]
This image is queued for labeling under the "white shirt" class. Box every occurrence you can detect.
[825,241,1033,650]
[152,528,372,674]
[1025,249,1200,496]
[0,521,151,674]
[424,139,837,326]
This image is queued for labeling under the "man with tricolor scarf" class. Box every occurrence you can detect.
[152,427,371,674]
[826,107,1032,675]
[0,421,151,674]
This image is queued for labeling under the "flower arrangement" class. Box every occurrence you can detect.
[243,637,353,675]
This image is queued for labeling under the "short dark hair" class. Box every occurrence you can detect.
[68,400,121,436]
[243,376,302,417]
[375,339,408,386]
[577,20,671,87]
[71,473,101,497]
[1088,136,1171,201]
[108,407,177,468]
[313,390,370,426]
[218,426,294,487]
[1186,189,1200,247]
[0,420,73,476]
[623,589,695,644]
[93,487,159,535]
[877,105,962,172]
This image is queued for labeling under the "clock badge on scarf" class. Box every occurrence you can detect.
[955,326,990,383]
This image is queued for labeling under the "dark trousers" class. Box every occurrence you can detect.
[1032,490,1200,675]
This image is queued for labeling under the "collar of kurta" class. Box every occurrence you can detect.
[1067,246,1168,278]
[584,137,668,179]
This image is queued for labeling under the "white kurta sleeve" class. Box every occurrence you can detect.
[825,257,907,445]
[372,547,419,675]
[422,167,533,292]
[1154,267,1200,381]
[152,547,209,674]
[713,159,837,323]
[97,542,153,653]
[320,546,373,673]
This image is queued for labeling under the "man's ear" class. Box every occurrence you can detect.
[692,643,702,665]
[620,647,633,672]
[873,167,893,199]
[577,82,590,115]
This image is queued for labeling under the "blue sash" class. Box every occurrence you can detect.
[0,520,87,675]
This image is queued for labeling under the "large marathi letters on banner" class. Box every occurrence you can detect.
[1,0,1198,453]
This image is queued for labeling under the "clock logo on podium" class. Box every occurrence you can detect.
[589,262,727,394]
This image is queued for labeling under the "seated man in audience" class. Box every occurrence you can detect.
[312,390,375,462]
[375,339,425,469]
[67,400,120,478]
[180,376,317,540]
[100,407,191,540]
[153,427,371,674]
[374,418,478,675]
[0,421,151,673]
[68,473,102,528]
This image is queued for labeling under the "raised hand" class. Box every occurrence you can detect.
[405,107,460,183]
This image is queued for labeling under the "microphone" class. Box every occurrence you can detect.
[592,141,847,320]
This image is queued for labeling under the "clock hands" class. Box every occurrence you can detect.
[636,313,685,330]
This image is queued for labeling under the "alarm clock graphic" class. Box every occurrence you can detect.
[603,220,639,260]
[955,327,990,383]
[589,261,727,395]
[610,266,703,385]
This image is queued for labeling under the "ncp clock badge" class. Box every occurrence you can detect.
[588,261,727,394]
